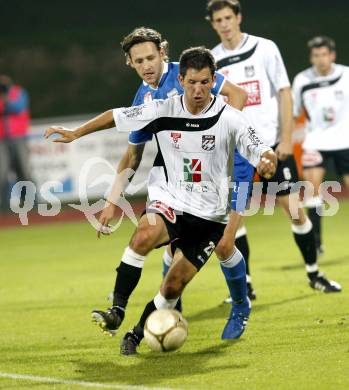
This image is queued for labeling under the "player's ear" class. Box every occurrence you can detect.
[331,51,336,62]
[127,55,134,68]
[178,74,185,87]
[237,13,242,26]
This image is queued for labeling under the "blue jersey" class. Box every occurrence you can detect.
[128,61,254,212]
[128,62,225,144]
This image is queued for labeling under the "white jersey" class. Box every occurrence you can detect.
[113,95,270,223]
[211,34,290,146]
[292,64,349,151]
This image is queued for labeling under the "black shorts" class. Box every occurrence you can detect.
[258,144,300,197]
[144,200,225,270]
[302,148,349,176]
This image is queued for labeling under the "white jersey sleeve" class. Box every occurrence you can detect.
[227,109,272,166]
[292,73,305,117]
[113,99,166,133]
[263,39,290,93]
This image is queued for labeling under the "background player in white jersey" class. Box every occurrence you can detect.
[293,36,349,255]
[45,47,276,354]
[206,0,341,296]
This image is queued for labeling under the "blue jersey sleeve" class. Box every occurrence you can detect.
[128,86,153,144]
[211,72,225,96]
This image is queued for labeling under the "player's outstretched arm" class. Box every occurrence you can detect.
[44,110,115,142]
[220,80,248,111]
[256,150,277,179]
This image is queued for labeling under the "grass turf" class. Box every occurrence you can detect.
[0,202,348,389]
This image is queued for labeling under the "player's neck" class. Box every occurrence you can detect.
[183,95,213,115]
[315,64,333,77]
[221,31,243,51]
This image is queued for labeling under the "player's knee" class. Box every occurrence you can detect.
[130,228,153,255]
[215,237,234,260]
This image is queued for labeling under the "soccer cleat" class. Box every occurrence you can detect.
[120,330,140,356]
[309,273,342,293]
[221,298,251,340]
[91,307,124,336]
[223,282,256,304]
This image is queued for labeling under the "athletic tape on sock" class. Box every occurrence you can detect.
[154,292,179,309]
[306,263,319,273]
[162,249,173,267]
[236,226,247,239]
[220,248,243,268]
[291,217,313,235]
[121,246,145,268]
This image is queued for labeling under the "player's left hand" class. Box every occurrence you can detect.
[44,126,78,143]
[275,140,293,161]
[257,150,277,179]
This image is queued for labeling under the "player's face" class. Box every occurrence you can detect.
[129,42,165,88]
[210,7,242,43]
[179,67,216,110]
[310,47,336,75]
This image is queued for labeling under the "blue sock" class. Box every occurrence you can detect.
[220,249,248,305]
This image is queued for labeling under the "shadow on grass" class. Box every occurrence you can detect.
[186,293,314,323]
[76,341,248,386]
[261,255,348,272]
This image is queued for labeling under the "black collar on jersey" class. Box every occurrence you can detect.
[141,100,226,134]
[216,43,258,70]
[301,74,342,97]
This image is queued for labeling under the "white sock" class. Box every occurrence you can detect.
[121,246,145,268]
[154,292,179,309]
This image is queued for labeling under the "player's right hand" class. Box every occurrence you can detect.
[44,126,78,143]
[97,201,117,238]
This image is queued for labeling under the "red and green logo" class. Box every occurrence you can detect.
[183,158,202,182]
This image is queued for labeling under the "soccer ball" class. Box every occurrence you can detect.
[144,309,188,352]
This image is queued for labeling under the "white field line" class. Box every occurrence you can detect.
[0,372,182,390]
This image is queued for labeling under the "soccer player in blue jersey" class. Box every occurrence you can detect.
[94,27,254,339]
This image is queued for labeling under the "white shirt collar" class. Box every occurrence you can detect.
[182,94,215,116]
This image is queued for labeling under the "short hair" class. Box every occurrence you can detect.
[206,0,241,21]
[120,27,169,63]
[307,36,336,52]
[179,46,217,77]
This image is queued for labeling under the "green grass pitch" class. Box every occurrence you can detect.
[0,202,348,389]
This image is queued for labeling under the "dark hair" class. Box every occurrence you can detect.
[179,46,217,77]
[120,27,169,63]
[307,36,336,52]
[206,0,241,21]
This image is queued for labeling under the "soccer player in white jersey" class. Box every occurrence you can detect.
[293,36,349,255]
[95,26,253,333]
[45,47,276,354]
[206,0,341,295]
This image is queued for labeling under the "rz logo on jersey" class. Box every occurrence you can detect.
[183,158,202,182]
[122,105,145,118]
[239,80,262,106]
[171,132,182,149]
[147,200,177,224]
[202,135,215,151]
[244,65,255,78]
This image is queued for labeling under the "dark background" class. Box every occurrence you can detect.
[1,0,348,118]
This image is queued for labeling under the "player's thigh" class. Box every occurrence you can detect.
[129,213,170,253]
[332,148,349,189]
[160,250,198,299]
[277,192,306,224]
[342,174,349,190]
[302,167,325,195]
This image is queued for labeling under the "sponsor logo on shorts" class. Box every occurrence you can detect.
[239,80,262,106]
[183,158,202,182]
[147,200,176,223]
[202,135,215,151]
